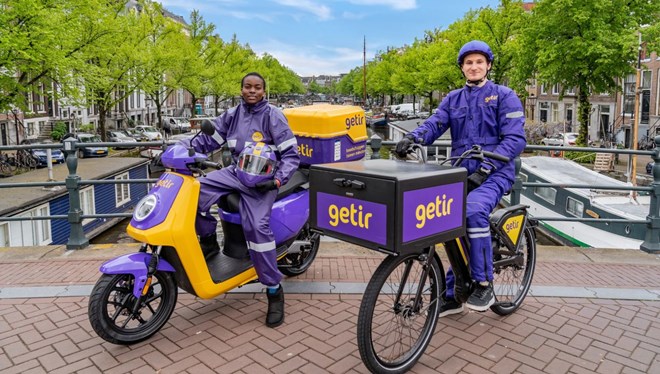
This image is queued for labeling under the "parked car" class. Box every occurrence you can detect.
[123,128,148,142]
[133,125,162,141]
[541,132,579,147]
[73,133,108,158]
[164,117,191,133]
[105,131,136,149]
[189,116,214,130]
[20,138,65,167]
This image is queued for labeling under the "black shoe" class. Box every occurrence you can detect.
[266,285,285,328]
[466,283,495,312]
[438,296,464,318]
[199,233,220,260]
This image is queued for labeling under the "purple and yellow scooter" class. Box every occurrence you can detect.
[88,121,319,344]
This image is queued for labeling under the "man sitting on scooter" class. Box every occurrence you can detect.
[185,72,300,328]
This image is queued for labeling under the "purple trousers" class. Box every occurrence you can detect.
[445,176,510,299]
[196,165,282,286]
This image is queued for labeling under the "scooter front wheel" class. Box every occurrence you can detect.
[88,271,177,345]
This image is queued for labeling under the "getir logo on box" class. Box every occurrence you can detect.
[402,182,464,243]
[316,192,387,245]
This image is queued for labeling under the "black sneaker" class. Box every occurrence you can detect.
[466,283,495,312]
[438,296,464,318]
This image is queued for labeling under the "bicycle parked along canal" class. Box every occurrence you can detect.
[309,145,537,373]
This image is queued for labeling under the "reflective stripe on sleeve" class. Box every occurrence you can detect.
[277,137,298,152]
[505,111,524,119]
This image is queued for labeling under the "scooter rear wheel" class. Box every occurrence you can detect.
[88,271,177,345]
[278,229,320,277]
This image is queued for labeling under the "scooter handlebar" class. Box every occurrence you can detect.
[200,160,222,170]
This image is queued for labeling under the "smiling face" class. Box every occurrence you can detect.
[241,75,266,104]
[461,52,491,82]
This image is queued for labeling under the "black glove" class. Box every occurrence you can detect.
[467,167,490,192]
[255,179,279,193]
[395,135,415,158]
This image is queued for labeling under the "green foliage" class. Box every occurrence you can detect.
[79,123,95,133]
[564,150,596,164]
[50,122,69,141]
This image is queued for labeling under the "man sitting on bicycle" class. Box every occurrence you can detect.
[396,40,526,315]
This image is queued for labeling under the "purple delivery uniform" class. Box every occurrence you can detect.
[187,98,300,286]
[407,80,526,298]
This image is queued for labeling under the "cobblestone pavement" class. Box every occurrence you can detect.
[0,243,659,373]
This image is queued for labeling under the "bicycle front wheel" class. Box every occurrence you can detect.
[491,225,536,316]
[357,250,444,374]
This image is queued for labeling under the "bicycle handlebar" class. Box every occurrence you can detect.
[482,150,509,163]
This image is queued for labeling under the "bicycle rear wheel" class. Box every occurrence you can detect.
[357,250,444,374]
[491,225,536,316]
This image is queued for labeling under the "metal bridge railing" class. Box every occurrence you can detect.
[1,136,658,253]
[368,136,659,254]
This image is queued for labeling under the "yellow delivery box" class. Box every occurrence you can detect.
[283,104,368,165]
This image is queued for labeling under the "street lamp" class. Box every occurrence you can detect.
[527,95,537,122]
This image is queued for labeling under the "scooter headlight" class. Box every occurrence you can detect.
[134,194,157,221]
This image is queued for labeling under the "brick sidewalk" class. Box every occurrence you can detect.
[0,247,659,373]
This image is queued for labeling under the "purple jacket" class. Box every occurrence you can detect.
[408,81,526,185]
[190,98,300,185]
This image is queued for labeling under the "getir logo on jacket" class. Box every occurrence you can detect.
[402,182,464,242]
[316,192,387,245]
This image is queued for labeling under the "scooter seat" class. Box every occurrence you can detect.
[219,168,309,213]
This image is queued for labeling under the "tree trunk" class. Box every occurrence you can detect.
[155,100,163,130]
[577,87,591,147]
[99,105,107,141]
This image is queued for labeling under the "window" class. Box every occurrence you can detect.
[539,102,549,123]
[551,103,559,122]
[10,204,51,246]
[0,222,9,246]
[566,87,575,95]
[552,84,560,95]
[566,197,584,218]
[641,70,651,124]
[115,173,131,207]
[623,74,635,115]
[540,84,547,95]
[27,122,36,136]
[534,187,557,205]
[80,187,96,225]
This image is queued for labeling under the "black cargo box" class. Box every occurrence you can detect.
[310,159,467,254]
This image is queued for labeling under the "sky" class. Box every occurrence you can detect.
[159,0,502,77]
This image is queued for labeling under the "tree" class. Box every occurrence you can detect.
[77,2,151,140]
[137,0,188,130]
[0,0,110,112]
[525,0,660,146]
[205,35,257,115]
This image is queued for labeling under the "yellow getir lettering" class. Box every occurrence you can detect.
[415,205,425,228]
[328,203,372,229]
[297,144,313,157]
[340,206,350,223]
[329,204,339,226]
[415,194,455,228]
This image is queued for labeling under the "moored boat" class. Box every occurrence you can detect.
[504,156,649,249]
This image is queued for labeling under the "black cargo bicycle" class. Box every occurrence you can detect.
[310,145,536,374]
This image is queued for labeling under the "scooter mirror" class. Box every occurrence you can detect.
[201,120,215,136]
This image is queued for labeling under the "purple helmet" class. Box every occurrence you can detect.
[457,40,494,66]
[236,142,277,188]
